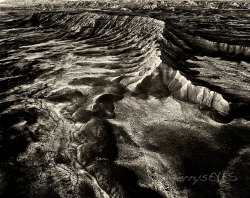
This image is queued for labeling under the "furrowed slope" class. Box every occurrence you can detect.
[20,12,249,121]
[0,11,250,198]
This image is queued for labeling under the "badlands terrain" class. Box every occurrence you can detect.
[0,1,250,198]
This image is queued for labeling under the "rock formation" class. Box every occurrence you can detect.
[0,4,250,198]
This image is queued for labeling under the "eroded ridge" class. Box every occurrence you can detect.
[1,11,250,198]
[24,12,242,119]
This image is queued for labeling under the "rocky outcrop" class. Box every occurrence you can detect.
[184,34,250,60]
[1,9,250,198]
[161,65,230,115]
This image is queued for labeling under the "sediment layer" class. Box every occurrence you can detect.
[1,10,250,198]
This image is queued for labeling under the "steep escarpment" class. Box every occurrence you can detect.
[20,12,245,121]
[170,28,250,61]
[1,10,250,198]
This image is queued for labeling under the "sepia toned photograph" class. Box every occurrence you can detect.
[0,0,249,197]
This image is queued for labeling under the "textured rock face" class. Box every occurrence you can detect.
[178,33,250,61]
[160,65,230,115]
[0,7,250,198]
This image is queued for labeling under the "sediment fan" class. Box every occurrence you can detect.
[0,2,250,198]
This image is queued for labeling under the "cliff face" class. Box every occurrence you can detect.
[24,12,242,118]
[0,10,250,198]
